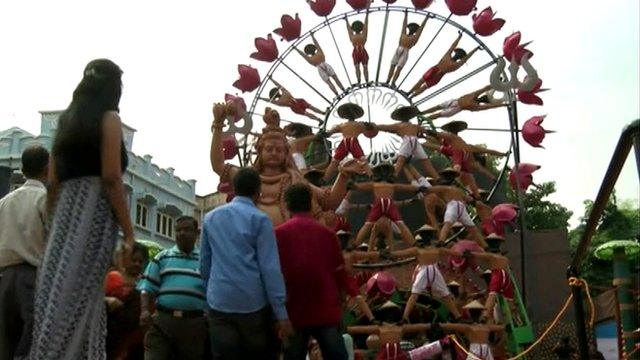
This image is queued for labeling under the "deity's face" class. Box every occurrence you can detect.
[260,138,288,169]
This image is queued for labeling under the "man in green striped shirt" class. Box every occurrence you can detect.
[138,216,207,360]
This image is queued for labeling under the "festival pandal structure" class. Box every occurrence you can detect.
[208,0,569,358]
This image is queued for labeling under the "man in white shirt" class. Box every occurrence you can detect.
[0,145,49,359]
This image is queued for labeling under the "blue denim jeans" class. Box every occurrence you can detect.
[284,325,348,360]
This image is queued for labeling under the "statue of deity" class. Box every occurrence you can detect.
[210,102,366,227]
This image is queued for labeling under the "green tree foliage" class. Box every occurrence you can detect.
[508,181,573,230]
[568,193,640,289]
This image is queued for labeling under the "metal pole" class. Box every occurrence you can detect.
[397,13,451,88]
[375,6,390,83]
[280,61,333,105]
[326,18,353,85]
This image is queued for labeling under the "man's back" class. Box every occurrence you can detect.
[0,180,47,268]
[200,196,287,319]
[276,214,346,327]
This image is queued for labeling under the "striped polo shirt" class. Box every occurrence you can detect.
[137,246,207,311]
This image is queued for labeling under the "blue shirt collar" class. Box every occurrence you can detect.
[232,196,255,206]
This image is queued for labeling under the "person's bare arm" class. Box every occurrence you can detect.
[101,112,134,248]
[463,46,481,62]
[416,15,428,39]
[376,124,399,133]
[391,247,417,258]
[466,144,505,156]
[294,47,313,64]
[326,124,342,135]
[476,102,507,111]
[446,31,463,55]
[140,291,155,327]
[471,85,493,97]
[422,141,441,151]
[393,184,421,193]
[345,16,354,40]
[401,10,408,32]
[363,7,370,41]
[210,103,238,181]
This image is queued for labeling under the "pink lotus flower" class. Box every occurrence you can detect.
[412,0,435,9]
[274,14,302,42]
[347,0,369,10]
[365,271,397,297]
[472,7,505,36]
[224,94,247,122]
[509,163,540,191]
[445,0,477,16]
[222,135,238,160]
[503,31,534,64]
[517,78,546,105]
[492,203,519,223]
[232,65,260,93]
[250,34,278,63]
[307,0,335,17]
[522,115,547,148]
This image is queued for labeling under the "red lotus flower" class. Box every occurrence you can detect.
[517,78,546,105]
[445,0,477,16]
[222,135,238,160]
[472,7,505,37]
[232,65,260,93]
[412,0,435,9]
[347,0,369,10]
[492,203,518,223]
[250,34,278,63]
[522,115,547,148]
[307,0,335,17]
[503,31,534,64]
[274,13,302,42]
[509,163,540,191]
[217,182,233,194]
[224,94,247,122]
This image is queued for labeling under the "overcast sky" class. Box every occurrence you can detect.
[1,0,638,227]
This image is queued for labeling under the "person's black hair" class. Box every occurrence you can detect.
[132,242,149,262]
[407,23,420,35]
[473,153,487,166]
[233,167,262,198]
[284,183,312,213]
[176,215,199,230]
[435,177,454,186]
[451,48,467,61]
[304,44,317,55]
[21,146,49,178]
[475,94,490,104]
[351,20,364,33]
[269,88,281,100]
[53,59,123,166]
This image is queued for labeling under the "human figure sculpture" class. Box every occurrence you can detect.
[323,103,373,182]
[402,165,443,229]
[376,107,439,180]
[294,32,345,95]
[210,103,365,227]
[347,324,452,360]
[392,230,464,322]
[423,181,487,248]
[345,3,371,83]
[337,230,379,324]
[470,234,520,324]
[421,85,506,120]
[351,164,423,248]
[408,32,480,97]
[260,79,326,122]
[439,300,505,360]
[387,9,429,86]
[283,122,317,170]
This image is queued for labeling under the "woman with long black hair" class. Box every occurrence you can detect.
[29,59,135,359]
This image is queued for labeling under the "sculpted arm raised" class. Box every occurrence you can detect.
[210,103,238,182]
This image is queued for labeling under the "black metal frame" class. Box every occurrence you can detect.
[567,119,640,359]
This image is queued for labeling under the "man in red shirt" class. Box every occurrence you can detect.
[276,183,352,360]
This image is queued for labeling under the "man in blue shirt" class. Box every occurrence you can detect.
[138,216,207,360]
[201,167,293,360]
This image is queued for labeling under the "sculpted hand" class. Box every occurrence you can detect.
[212,103,227,128]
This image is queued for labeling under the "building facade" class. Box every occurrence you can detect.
[194,192,227,226]
[0,110,197,248]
